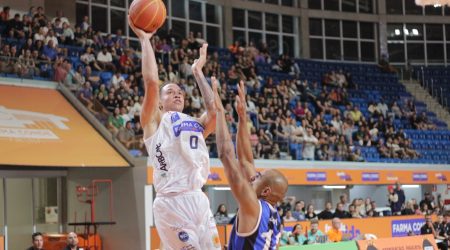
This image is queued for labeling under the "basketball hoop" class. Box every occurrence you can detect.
[76,184,98,204]
[70,179,115,250]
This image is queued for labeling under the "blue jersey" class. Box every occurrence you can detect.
[228,200,281,250]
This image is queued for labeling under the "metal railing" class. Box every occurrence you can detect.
[414,67,449,113]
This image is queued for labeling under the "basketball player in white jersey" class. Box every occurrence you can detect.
[128,17,221,250]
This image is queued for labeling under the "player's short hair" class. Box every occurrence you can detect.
[32,232,43,241]
[159,82,185,96]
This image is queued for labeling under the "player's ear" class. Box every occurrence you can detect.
[261,186,271,197]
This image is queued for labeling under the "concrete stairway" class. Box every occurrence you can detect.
[400,79,450,129]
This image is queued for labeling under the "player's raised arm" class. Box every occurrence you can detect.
[128,15,161,140]
[213,77,260,233]
[235,80,258,181]
[192,43,217,137]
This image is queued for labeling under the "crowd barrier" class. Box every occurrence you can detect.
[150,215,431,249]
[278,235,437,250]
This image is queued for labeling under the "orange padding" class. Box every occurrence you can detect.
[43,233,101,250]
[147,167,450,185]
[357,234,438,249]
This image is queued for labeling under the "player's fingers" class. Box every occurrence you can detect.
[128,15,138,31]
[237,83,245,102]
[239,80,246,97]
[236,95,241,107]
[211,76,217,92]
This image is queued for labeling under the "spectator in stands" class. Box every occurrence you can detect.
[306,219,324,244]
[394,182,405,214]
[41,39,57,62]
[305,204,318,221]
[26,232,44,250]
[421,214,438,236]
[117,121,136,149]
[107,107,123,135]
[288,224,307,245]
[119,48,135,74]
[433,214,449,250]
[349,204,362,218]
[44,29,58,46]
[299,126,318,160]
[214,204,230,224]
[0,6,10,22]
[318,202,334,220]
[53,58,69,82]
[420,192,435,213]
[340,194,350,210]
[71,65,85,89]
[349,106,362,122]
[401,200,415,215]
[421,203,432,215]
[81,16,90,32]
[377,100,389,118]
[377,139,390,158]
[414,204,422,215]
[8,13,25,38]
[61,22,75,45]
[367,201,380,217]
[284,210,297,222]
[363,198,372,214]
[97,46,115,71]
[111,70,124,88]
[391,101,403,118]
[280,196,295,212]
[292,201,306,221]
[77,81,95,113]
[334,203,351,219]
[327,218,343,243]
[63,232,81,250]
[16,49,38,77]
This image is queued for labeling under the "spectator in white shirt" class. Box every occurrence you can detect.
[111,70,125,88]
[377,100,389,118]
[299,127,319,160]
[97,47,115,71]
[33,27,46,41]
[52,11,70,28]
[44,29,58,46]
[331,115,343,134]
[246,94,257,114]
[81,16,90,32]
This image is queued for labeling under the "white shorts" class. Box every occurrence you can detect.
[153,190,221,250]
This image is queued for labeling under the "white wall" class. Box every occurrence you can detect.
[350,185,426,208]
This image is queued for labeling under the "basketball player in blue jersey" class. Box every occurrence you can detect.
[128,17,221,250]
[213,79,289,250]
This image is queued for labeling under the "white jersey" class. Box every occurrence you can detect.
[144,111,210,194]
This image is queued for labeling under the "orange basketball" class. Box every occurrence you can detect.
[129,0,166,33]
